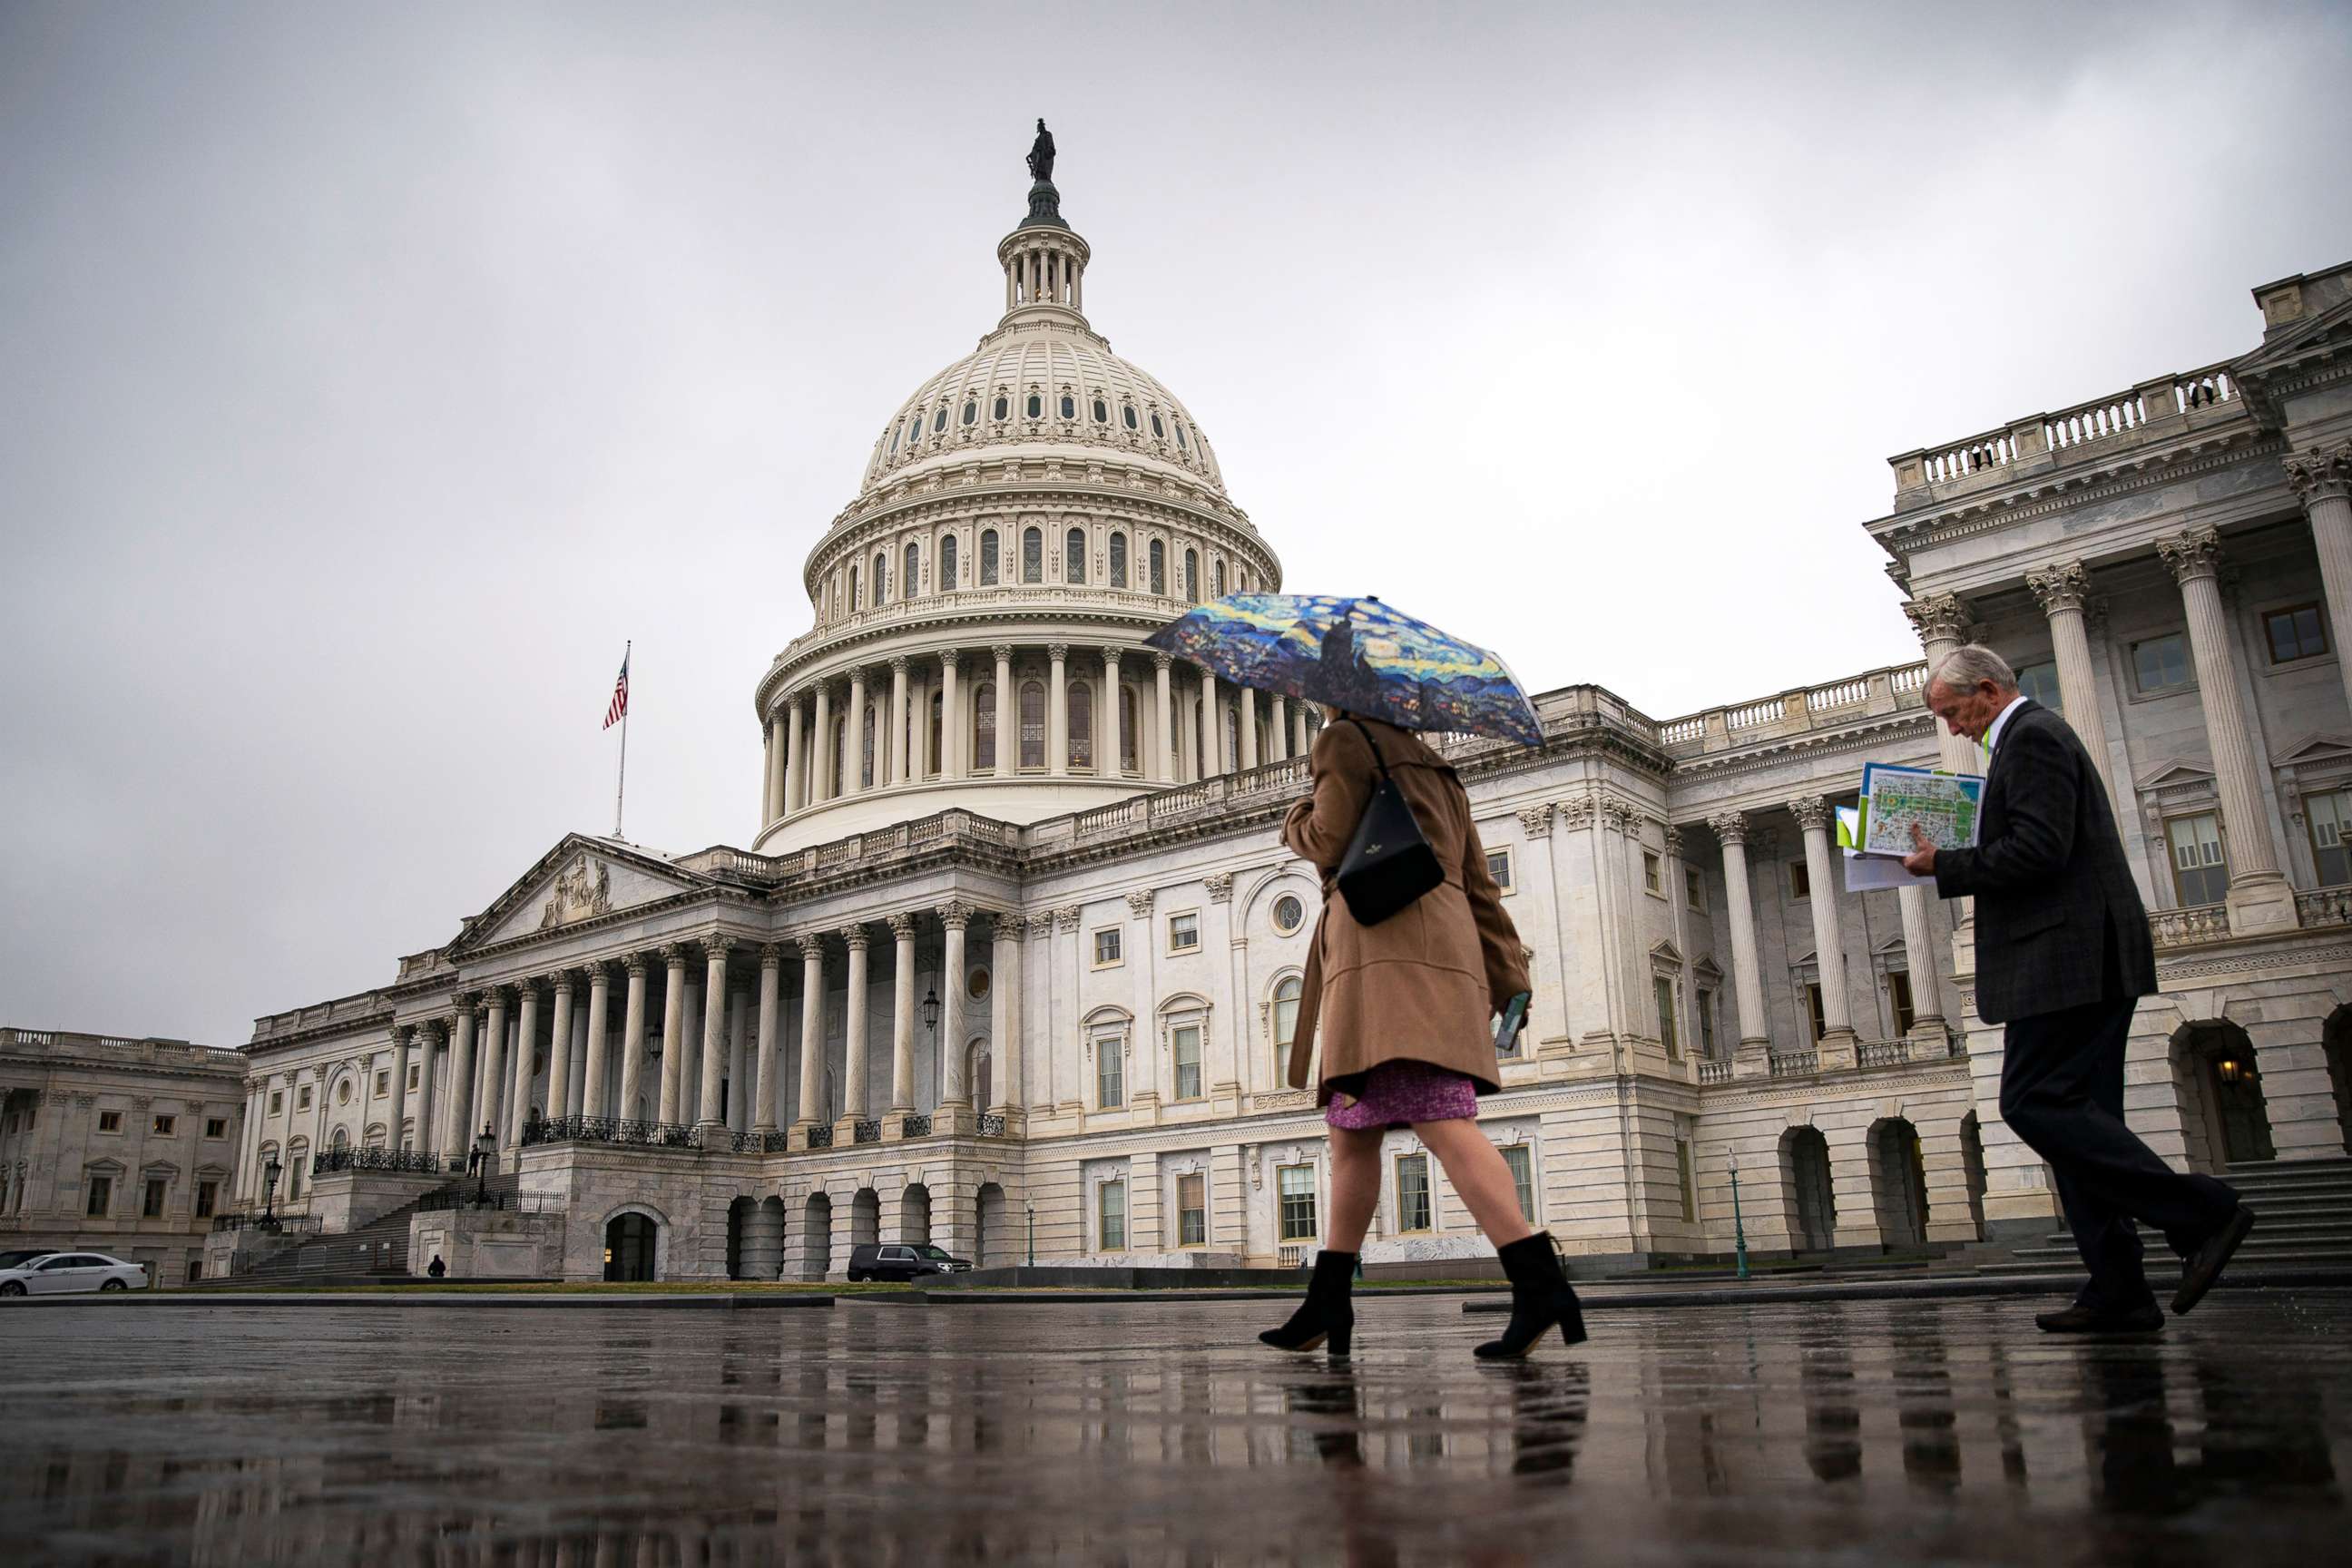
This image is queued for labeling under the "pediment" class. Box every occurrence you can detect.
[1649,939,1685,966]
[456,836,711,952]
[1691,955,1723,981]
[2236,293,2352,375]
[2132,758,2216,795]
[2273,731,2352,770]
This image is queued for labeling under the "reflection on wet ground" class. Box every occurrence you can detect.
[5,1291,2350,1564]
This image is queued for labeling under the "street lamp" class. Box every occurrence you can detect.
[471,1125,497,1208]
[260,1155,283,1232]
[922,988,940,1037]
[1728,1148,1751,1281]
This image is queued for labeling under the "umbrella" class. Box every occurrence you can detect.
[1143,593,1544,749]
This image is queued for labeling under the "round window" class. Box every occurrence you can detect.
[336,1081,351,1105]
[1060,394,1076,419]
[967,967,991,1001]
[1273,895,1306,934]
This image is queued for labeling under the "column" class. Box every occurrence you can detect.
[1200,668,1221,776]
[2024,561,2117,801]
[728,984,753,1133]
[506,981,539,1147]
[2288,444,2352,720]
[697,940,731,1134]
[785,694,807,814]
[1102,649,1123,776]
[658,946,690,1125]
[1788,797,1857,1059]
[1269,695,1289,762]
[617,956,649,1123]
[582,964,612,1122]
[765,712,787,823]
[939,903,972,1114]
[846,668,869,795]
[888,913,917,1113]
[385,1025,413,1155]
[1153,652,1175,782]
[1293,706,1310,757]
[1897,883,1947,1032]
[1048,643,1069,777]
[1706,816,1771,1065]
[940,651,964,779]
[1904,593,1983,776]
[544,973,576,1130]
[442,998,477,1154]
[888,656,910,785]
[2159,526,2298,933]
[991,914,1024,1117]
[840,926,871,1129]
[993,644,1014,775]
[811,684,834,804]
[479,987,511,1147]
[413,1023,440,1162]
[755,944,784,1135]
[795,936,826,1139]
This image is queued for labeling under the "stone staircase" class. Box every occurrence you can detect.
[216,1172,522,1287]
[1975,1155,2352,1279]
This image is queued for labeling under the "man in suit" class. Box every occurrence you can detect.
[1902,644,2255,1333]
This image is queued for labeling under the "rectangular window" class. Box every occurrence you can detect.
[1395,1154,1433,1232]
[1676,1140,1698,1222]
[2264,603,2328,664]
[97,1111,122,1133]
[1501,1144,1536,1223]
[86,1176,113,1217]
[2309,789,2351,887]
[1653,975,1679,1058]
[407,1066,419,1092]
[1806,983,1828,1042]
[2132,632,2191,694]
[2014,659,2063,714]
[1788,861,1810,900]
[195,1181,219,1219]
[1096,1037,1123,1109]
[1093,927,1122,967]
[374,1071,388,1098]
[1177,1173,1206,1247]
[151,1113,175,1136]
[204,1117,227,1139]
[1485,848,1513,891]
[1643,853,1661,894]
[2167,812,2230,906]
[1172,1025,1202,1101]
[1278,1164,1318,1240]
[1889,971,1916,1034]
[269,1091,283,1116]
[298,1087,313,1111]
[1168,911,1200,953]
[1098,1180,1126,1250]
[1697,989,1717,1056]
[142,1178,167,1218]
[1685,867,1706,912]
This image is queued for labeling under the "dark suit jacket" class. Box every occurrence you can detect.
[1932,700,2156,1024]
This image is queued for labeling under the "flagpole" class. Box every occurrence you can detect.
[613,641,630,840]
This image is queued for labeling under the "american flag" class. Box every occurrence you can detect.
[603,650,630,730]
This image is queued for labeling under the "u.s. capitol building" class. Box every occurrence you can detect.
[37,153,2345,1286]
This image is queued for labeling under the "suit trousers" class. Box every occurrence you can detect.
[1999,995,2239,1309]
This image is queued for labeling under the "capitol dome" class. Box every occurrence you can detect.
[749,148,1295,856]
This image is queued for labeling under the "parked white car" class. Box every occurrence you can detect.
[0,1252,150,1297]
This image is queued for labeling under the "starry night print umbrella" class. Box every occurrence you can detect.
[1143,594,1545,749]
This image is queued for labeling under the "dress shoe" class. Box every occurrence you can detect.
[2035,1302,2163,1335]
[2171,1205,2256,1317]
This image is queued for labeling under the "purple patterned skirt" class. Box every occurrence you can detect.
[1325,1060,1479,1131]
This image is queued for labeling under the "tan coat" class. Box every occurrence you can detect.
[1282,717,1530,1102]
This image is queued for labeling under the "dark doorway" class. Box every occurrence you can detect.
[1783,1126,1838,1252]
[604,1212,657,1282]
[1869,1119,1929,1247]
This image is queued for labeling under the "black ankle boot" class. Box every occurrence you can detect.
[1259,1249,1356,1356]
[1475,1233,1586,1360]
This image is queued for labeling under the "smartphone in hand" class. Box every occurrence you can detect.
[1494,991,1531,1052]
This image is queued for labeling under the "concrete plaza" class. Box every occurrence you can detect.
[4,1290,2349,1564]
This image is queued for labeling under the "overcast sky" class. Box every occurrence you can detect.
[5,2,2349,1048]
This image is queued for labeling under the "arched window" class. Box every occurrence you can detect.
[1121,686,1142,773]
[1022,527,1043,583]
[889,423,903,455]
[1224,704,1241,773]
[1066,527,1086,584]
[1019,681,1046,769]
[932,406,948,433]
[874,553,888,605]
[1092,397,1109,424]
[831,715,848,795]
[906,415,923,448]
[941,533,959,588]
[980,529,1000,586]
[905,542,919,597]
[1026,392,1042,418]
[962,399,977,426]
[1212,559,1226,598]
[1184,548,1200,603]
[1109,532,1128,588]
[1150,412,1165,439]
[1149,539,1167,595]
[861,704,877,789]
[1122,404,1138,430]
[1174,422,1188,450]
[848,564,860,611]
[1069,681,1093,770]
[928,691,943,777]
[973,682,997,770]
[1059,393,1075,419]
[1273,976,1303,1067]
[991,395,1008,421]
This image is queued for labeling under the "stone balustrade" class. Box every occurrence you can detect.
[1889,358,2245,498]
[1654,662,1929,758]
[2151,903,2233,949]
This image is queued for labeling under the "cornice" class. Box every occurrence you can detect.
[1663,712,1937,792]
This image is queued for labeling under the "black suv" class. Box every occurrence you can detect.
[848,1242,973,1282]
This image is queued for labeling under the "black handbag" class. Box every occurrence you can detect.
[1335,719,1445,926]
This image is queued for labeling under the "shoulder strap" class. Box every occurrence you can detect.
[1345,718,1396,783]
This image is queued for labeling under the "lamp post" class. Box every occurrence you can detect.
[922,988,940,1102]
[1728,1148,1751,1280]
[471,1125,496,1208]
[260,1155,283,1232]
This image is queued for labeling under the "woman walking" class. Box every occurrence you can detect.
[1259,710,1586,1360]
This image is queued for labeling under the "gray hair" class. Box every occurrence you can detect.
[1927,643,2016,693]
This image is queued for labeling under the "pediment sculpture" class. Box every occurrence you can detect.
[539,856,612,930]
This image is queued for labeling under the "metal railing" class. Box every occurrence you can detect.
[807,1124,834,1148]
[903,1114,932,1138]
[976,1113,1007,1138]
[211,1213,321,1236]
[730,1129,792,1153]
[854,1119,882,1144]
[522,1115,697,1150]
[309,1146,444,1178]
[413,1187,563,1215]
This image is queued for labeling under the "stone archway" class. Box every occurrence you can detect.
[800,1192,833,1282]
[1957,1112,1989,1241]
[2325,1006,2352,1156]
[1867,1118,1928,1248]
[2171,1021,2276,1171]
[1780,1126,1836,1252]
[899,1183,932,1247]
[604,1211,659,1282]
[850,1188,881,1250]
[976,1183,1009,1269]
[746,1196,786,1280]
[725,1196,752,1279]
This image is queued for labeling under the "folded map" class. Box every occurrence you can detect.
[1855,762,1984,858]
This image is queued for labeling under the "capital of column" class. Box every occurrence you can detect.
[1661,824,1683,858]
[390,1023,416,1044]
[1101,646,1122,667]
[1558,792,1598,831]
[938,899,975,932]
[2286,442,2352,504]
[661,943,691,971]
[1047,642,1069,662]
[841,923,872,951]
[1152,651,1172,672]
[551,968,578,998]
[1598,799,1636,834]
[421,1018,446,1044]
[623,953,649,980]
[1706,810,1749,847]
[1787,795,1832,833]
[449,989,477,1012]
[887,911,919,940]
[889,654,909,674]
[2025,559,2091,617]
[939,648,961,672]
[793,932,827,963]
[759,941,784,971]
[1205,873,1234,905]
[991,642,1014,663]
[994,911,1029,940]
[703,935,734,965]
[2157,525,2223,584]
[1126,888,1155,917]
[1055,905,1083,933]
[1517,803,1555,838]
[1903,593,1974,652]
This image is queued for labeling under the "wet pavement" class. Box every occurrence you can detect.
[5,1291,2350,1565]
